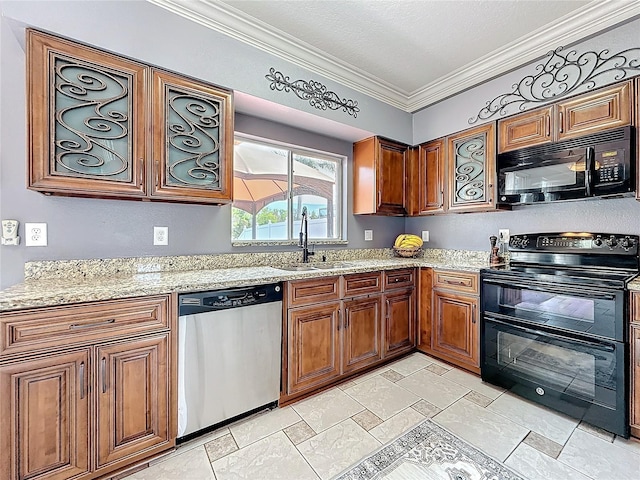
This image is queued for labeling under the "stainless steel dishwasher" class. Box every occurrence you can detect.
[177,283,283,442]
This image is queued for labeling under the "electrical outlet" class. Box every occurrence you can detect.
[421,230,430,242]
[498,229,510,243]
[364,229,373,241]
[154,226,169,246]
[25,223,47,246]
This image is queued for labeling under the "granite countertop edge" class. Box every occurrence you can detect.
[0,258,490,312]
[629,277,640,292]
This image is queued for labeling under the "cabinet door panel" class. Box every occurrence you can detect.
[432,292,479,369]
[287,303,341,394]
[498,106,553,152]
[27,29,147,198]
[447,123,496,212]
[416,139,446,214]
[0,350,90,480]
[343,296,382,373]
[151,69,233,203]
[96,335,169,470]
[377,139,407,214]
[557,81,632,140]
[384,289,416,357]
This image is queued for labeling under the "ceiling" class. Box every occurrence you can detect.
[149,0,640,114]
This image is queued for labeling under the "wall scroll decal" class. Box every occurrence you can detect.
[266,67,360,118]
[469,46,640,124]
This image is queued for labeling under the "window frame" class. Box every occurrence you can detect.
[231,133,347,246]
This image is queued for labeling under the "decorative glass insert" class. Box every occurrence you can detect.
[165,86,224,190]
[53,54,132,181]
[452,134,486,205]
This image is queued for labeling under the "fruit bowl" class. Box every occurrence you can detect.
[393,246,422,258]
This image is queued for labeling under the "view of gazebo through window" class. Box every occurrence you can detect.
[231,137,343,242]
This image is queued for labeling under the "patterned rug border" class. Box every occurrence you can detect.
[332,419,526,480]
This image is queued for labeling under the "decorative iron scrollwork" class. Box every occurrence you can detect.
[53,56,132,180]
[469,46,640,124]
[166,87,222,189]
[266,68,360,118]
[453,136,486,203]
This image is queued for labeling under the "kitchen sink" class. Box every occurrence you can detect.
[275,264,318,271]
[312,262,353,269]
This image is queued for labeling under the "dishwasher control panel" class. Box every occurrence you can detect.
[179,283,282,315]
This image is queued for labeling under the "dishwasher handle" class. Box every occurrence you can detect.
[179,283,283,315]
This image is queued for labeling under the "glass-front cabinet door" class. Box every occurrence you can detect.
[447,123,496,212]
[150,69,233,204]
[28,29,147,198]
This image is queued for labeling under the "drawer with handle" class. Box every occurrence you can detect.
[344,271,382,297]
[0,295,170,357]
[384,269,415,290]
[433,270,479,294]
[287,276,341,307]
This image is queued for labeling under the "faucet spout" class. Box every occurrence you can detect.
[300,206,314,263]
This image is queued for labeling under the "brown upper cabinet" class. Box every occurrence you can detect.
[446,122,497,213]
[27,30,233,204]
[410,123,497,216]
[353,136,409,215]
[498,80,633,153]
[409,138,446,215]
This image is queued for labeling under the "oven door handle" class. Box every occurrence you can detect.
[485,316,616,351]
[482,278,617,300]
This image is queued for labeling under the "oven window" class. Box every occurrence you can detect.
[492,328,617,408]
[483,282,619,339]
[506,290,594,322]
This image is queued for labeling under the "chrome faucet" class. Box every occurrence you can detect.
[299,206,314,263]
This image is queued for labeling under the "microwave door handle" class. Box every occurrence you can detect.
[585,147,594,196]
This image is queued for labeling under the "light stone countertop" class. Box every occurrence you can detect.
[0,250,491,312]
[629,277,640,292]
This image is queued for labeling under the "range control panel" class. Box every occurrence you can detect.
[509,232,639,254]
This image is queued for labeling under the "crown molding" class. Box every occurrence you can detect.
[149,0,640,113]
[407,0,640,112]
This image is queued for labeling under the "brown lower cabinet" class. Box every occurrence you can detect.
[0,295,175,480]
[418,268,480,374]
[630,291,640,438]
[282,269,415,403]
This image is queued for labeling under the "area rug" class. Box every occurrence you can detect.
[332,419,526,480]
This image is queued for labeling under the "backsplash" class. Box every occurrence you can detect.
[23,247,492,281]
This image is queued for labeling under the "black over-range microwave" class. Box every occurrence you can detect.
[497,126,635,205]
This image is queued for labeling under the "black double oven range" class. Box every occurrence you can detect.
[481,232,639,438]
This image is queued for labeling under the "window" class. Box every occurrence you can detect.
[232,135,344,243]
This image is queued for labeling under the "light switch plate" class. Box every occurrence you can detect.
[25,223,47,246]
[364,229,373,241]
[498,229,510,243]
[421,231,430,242]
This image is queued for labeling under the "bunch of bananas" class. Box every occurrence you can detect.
[394,234,424,249]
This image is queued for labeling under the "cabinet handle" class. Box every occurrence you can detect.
[155,160,160,187]
[344,311,349,329]
[79,361,85,400]
[377,190,382,206]
[439,190,444,208]
[472,304,477,324]
[559,112,564,133]
[444,279,466,286]
[337,310,341,331]
[138,159,144,187]
[101,357,107,394]
[69,318,115,330]
[546,115,550,136]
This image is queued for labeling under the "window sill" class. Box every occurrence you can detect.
[232,239,349,247]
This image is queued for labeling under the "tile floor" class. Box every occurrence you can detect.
[124,352,640,480]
